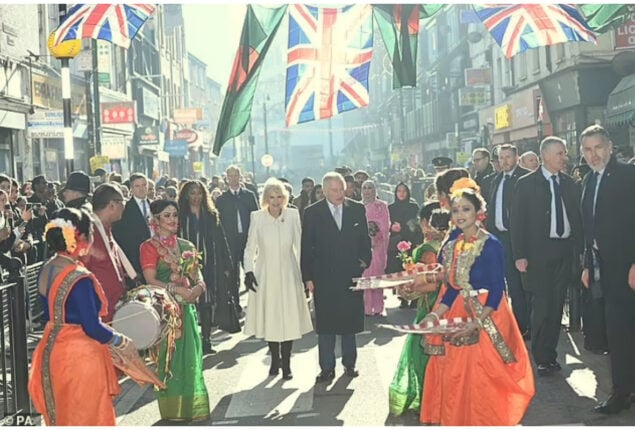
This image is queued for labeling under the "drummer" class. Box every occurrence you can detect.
[81,183,134,322]
[28,208,138,426]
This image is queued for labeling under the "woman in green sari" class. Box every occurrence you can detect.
[140,200,210,421]
[388,202,450,416]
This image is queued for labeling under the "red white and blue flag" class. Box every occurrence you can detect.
[285,4,373,126]
[473,4,597,58]
[51,4,156,49]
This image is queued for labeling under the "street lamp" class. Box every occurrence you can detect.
[47,33,81,178]
[263,95,270,177]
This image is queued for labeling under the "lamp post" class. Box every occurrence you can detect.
[263,96,270,177]
[47,33,81,178]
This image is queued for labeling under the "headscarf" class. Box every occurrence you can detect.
[361,180,377,205]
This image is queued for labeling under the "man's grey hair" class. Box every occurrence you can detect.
[322,171,346,188]
[539,136,566,155]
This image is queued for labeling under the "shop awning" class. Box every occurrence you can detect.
[605,74,635,127]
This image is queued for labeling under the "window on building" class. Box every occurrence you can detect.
[532,48,540,73]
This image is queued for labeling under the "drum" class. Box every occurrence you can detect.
[112,285,180,350]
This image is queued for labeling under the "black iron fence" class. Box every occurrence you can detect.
[0,265,34,421]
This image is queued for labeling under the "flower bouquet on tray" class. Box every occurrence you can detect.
[378,316,474,335]
[350,262,443,291]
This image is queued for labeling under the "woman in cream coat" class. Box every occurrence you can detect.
[243,178,313,380]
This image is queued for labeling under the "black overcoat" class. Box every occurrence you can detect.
[301,198,372,334]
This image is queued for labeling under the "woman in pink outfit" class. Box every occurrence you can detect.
[361,180,391,316]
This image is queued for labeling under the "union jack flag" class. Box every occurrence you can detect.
[51,4,156,49]
[473,4,597,58]
[285,4,373,126]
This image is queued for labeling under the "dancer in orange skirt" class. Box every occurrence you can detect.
[418,188,535,426]
[29,208,137,426]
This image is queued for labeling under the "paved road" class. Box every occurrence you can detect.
[115,293,635,426]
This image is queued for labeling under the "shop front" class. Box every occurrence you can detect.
[540,67,620,162]
[479,86,550,156]
[604,72,635,158]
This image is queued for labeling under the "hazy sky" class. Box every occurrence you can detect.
[182,4,247,86]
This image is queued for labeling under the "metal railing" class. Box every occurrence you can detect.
[0,266,31,419]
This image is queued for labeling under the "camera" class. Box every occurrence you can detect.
[4,204,10,210]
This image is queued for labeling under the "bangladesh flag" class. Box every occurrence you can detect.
[579,4,633,33]
[374,4,444,89]
[213,5,287,155]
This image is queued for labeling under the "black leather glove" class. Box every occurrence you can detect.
[245,272,258,293]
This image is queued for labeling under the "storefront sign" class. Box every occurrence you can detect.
[139,87,160,120]
[90,155,110,174]
[134,126,160,146]
[173,108,202,125]
[458,86,491,106]
[615,14,635,50]
[27,110,64,137]
[32,74,86,115]
[101,135,126,159]
[494,104,512,129]
[465,68,492,86]
[101,101,136,124]
[164,139,188,157]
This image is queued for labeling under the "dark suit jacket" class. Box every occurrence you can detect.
[486,166,530,235]
[215,187,259,265]
[511,168,583,264]
[581,158,635,296]
[112,198,151,274]
[301,198,372,335]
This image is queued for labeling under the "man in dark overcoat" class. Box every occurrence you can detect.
[112,172,152,276]
[215,165,259,313]
[301,172,372,383]
[579,125,635,415]
[486,144,530,337]
[511,137,583,376]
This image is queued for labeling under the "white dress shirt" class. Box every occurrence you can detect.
[541,166,571,239]
[327,200,342,230]
[494,167,515,232]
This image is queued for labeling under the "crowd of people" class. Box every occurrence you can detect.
[4,123,632,425]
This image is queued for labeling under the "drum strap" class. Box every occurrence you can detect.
[92,214,137,282]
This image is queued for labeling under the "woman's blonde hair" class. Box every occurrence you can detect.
[261,178,289,208]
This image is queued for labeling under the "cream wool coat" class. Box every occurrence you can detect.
[243,207,313,342]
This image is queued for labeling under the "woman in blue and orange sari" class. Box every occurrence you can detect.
[418,188,534,426]
[140,200,210,421]
[29,208,137,426]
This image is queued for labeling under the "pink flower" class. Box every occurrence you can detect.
[397,241,411,252]
[181,250,195,260]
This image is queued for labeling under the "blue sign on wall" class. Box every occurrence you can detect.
[164,139,188,157]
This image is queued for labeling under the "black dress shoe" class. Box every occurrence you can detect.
[594,393,631,414]
[549,361,561,371]
[344,367,359,378]
[315,370,335,383]
[537,363,553,376]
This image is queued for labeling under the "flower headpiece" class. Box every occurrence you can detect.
[44,218,77,253]
[449,178,480,199]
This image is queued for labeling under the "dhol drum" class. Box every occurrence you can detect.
[112,285,181,350]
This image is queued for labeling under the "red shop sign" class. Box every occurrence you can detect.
[101,101,137,124]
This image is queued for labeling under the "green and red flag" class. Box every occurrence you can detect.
[213,5,287,155]
[374,4,421,89]
[579,4,633,33]
[373,4,444,89]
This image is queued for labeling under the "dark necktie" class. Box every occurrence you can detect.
[502,174,510,229]
[551,175,564,237]
[582,172,599,242]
